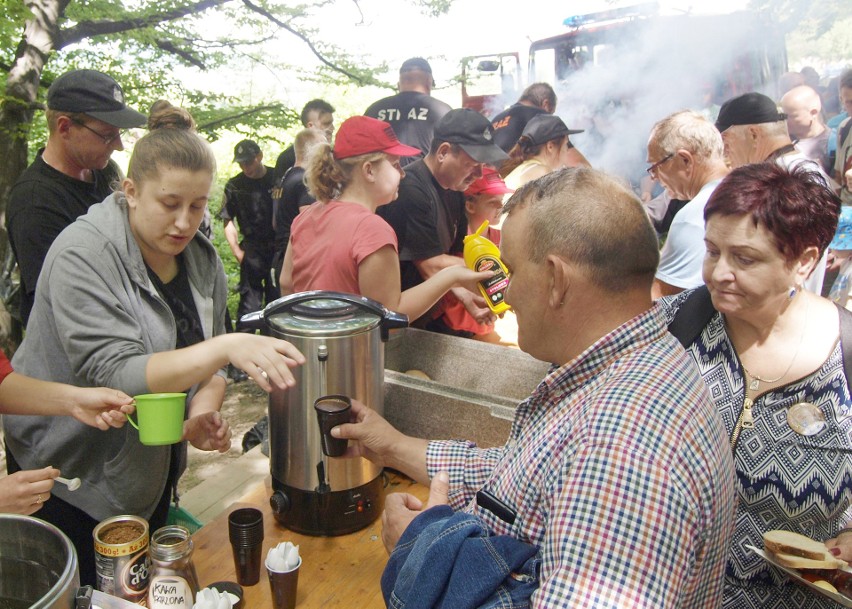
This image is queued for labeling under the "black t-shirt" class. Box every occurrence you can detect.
[376,160,465,291]
[6,151,121,326]
[219,168,276,251]
[364,91,452,166]
[274,167,315,252]
[490,104,548,153]
[146,255,204,351]
[273,146,296,184]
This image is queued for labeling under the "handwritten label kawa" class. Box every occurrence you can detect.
[149,577,193,609]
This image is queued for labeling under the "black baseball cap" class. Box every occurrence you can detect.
[434,108,509,165]
[400,57,432,75]
[715,92,787,132]
[400,57,434,87]
[233,139,262,163]
[47,69,146,129]
[521,114,583,147]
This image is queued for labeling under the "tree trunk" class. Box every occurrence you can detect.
[0,0,69,212]
[0,0,67,347]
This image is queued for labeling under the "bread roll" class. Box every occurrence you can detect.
[813,579,839,593]
[404,369,431,381]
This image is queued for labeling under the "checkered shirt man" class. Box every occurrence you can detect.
[427,304,737,608]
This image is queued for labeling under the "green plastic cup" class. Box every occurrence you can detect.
[127,393,187,446]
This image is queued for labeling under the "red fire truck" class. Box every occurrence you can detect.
[461,4,787,175]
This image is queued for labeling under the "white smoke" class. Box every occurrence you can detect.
[538,11,784,183]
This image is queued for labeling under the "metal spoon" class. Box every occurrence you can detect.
[55,476,81,491]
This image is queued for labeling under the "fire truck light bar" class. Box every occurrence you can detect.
[563,2,659,28]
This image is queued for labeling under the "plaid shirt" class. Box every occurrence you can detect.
[427,304,736,608]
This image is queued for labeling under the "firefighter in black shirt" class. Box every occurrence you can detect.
[220,139,277,329]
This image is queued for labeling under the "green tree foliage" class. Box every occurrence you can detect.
[748,0,850,61]
[786,16,852,65]
[0,0,451,338]
[748,0,845,36]
[0,0,450,212]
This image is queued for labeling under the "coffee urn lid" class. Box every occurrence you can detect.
[266,293,382,337]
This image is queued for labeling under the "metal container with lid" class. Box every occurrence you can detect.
[0,514,79,609]
[240,291,407,536]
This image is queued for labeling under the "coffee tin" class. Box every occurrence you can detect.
[94,514,151,604]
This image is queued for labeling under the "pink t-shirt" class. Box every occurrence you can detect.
[290,200,398,294]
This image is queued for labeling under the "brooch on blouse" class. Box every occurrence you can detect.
[786,402,826,436]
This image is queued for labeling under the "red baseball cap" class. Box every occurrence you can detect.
[333,116,421,160]
[464,167,514,197]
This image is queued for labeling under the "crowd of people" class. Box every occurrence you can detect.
[2,56,852,609]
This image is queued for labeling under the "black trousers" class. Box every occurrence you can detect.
[235,246,277,331]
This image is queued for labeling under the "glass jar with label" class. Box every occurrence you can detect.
[147,525,200,609]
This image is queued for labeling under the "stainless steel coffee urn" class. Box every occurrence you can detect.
[240,292,407,536]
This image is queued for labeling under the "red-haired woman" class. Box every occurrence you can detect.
[661,163,848,608]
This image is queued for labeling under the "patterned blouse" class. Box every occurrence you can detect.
[660,290,852,609]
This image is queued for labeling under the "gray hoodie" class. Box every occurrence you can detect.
[4,191,228,521]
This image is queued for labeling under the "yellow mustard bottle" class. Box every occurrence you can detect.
[463,221,511,315]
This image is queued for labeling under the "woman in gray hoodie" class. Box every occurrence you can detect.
[3,124,305,585]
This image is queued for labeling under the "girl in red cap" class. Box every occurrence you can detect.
[279,116,488,318]
[434,168,516,343]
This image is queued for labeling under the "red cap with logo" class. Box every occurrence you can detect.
[333,116,421,160]
[464,167,514,197]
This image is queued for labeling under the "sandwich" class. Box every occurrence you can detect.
[763,530,847,570]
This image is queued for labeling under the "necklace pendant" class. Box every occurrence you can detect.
[748,377,760,391]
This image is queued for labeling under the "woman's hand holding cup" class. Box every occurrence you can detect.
[67,386,134,430]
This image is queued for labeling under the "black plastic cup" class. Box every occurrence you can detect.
[228,507,264,586]
[267,557,301,609]
[314,395,352,457]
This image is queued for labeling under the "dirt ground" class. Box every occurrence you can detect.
[0,378,270,497]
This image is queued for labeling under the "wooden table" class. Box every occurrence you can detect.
[192,472,427,609]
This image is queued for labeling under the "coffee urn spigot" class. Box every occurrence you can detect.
[316,462,331,496]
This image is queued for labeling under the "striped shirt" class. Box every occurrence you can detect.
[427,304,736,608]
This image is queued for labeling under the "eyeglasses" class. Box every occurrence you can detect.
[71,118,124,145]
[646,153,674,178]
